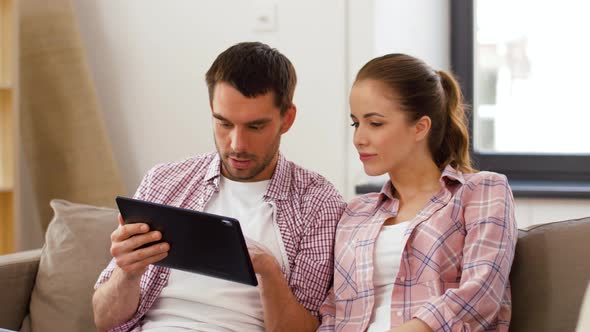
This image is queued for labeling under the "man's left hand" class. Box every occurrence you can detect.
[245,237,281,278]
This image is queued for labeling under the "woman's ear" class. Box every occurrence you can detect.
[280,105,297,134]
[414,115,431,142]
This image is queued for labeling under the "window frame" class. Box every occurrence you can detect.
[451,0,590,198]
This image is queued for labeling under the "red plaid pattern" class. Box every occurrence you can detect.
[95,152,346,332]
[319,166,518,332]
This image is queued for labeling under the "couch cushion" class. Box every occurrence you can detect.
[28,199,117,332]
[577,283,590,332]
[510,216,590,332]
[0,249,40,330]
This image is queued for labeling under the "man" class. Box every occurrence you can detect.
[92,42,346,332]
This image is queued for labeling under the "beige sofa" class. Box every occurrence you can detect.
[0,199,589,332]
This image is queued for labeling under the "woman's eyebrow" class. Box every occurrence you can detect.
[350,112,385,119]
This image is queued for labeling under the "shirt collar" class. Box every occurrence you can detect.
[205,153,222,185]
[204,152,290,201]
[440,164,465,185]
[265,152,291,201]
[378,164,465,202]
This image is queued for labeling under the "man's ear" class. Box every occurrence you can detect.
[414,115,431,142]
[280,105,297,134]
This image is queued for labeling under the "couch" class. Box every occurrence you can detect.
[0,199,589,332]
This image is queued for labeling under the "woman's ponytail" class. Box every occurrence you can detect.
[436,70,474,173]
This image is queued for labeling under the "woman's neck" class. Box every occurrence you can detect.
[388,156,442,204]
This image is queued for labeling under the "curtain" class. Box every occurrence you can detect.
[19,0,125,231]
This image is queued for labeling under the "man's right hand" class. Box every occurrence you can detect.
[93,214,168,331]
[109,214,170,278]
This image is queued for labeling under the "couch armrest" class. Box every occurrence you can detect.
[0,249,42,330]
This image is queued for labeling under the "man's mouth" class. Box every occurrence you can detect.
[228,157,252,169]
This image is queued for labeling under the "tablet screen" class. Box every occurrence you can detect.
[116,196,258,286]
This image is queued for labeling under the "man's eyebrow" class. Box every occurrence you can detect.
[212,113,228,121]
[212,113,272,125]
[246,118,272,126]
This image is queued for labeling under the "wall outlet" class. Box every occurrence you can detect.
[253,2,277,32]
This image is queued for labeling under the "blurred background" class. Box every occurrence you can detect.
[1,0,589,253]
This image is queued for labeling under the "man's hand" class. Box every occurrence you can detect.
[110,214,170,279]
[245,237,319,331]
[245,237,281,278]
[93,214,170,331]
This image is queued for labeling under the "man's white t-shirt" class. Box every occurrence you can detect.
[142,176,288,332]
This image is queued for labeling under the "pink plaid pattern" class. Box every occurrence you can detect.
[319,166,517,332]
[95,152,346,332]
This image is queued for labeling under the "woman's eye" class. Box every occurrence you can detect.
[370,122,383,127]
[350,122,359,128]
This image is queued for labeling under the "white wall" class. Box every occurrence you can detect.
[73,0,348,197]
[514,198,590,228]
[71,0,590,233]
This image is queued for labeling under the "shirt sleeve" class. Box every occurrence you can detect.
[318,286,337,330]
[93,169,160,332]
[289,191,347,320]
[414,173,518,331]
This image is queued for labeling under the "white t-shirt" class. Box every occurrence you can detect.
[367,221,410,332]
[142,176,288,332]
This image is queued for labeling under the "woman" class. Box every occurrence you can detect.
[319,54,517,332]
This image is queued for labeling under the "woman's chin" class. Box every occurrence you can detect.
[363,166,385,177]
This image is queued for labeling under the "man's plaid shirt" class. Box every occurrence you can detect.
[95,152,346,331]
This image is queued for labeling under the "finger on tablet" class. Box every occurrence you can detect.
[115,223,150,242]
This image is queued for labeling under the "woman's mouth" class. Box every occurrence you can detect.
[359,153,377,162]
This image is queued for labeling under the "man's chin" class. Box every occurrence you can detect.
[224,166,258,181]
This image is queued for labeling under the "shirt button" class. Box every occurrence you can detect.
[159,273,166,279]
[397,311,403,317]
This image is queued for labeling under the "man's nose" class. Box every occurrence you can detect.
[230,127,248,153]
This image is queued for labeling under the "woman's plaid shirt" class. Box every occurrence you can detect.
[319,166,517,332]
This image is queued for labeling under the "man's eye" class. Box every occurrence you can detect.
[249,125,262,130]
[219,122,232,128]
[350,122,359,128]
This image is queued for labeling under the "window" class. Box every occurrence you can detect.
[451,0,590,198]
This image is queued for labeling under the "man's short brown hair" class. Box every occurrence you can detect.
[205,42,297,115]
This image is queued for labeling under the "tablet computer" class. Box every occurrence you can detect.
[115,196,258,286]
